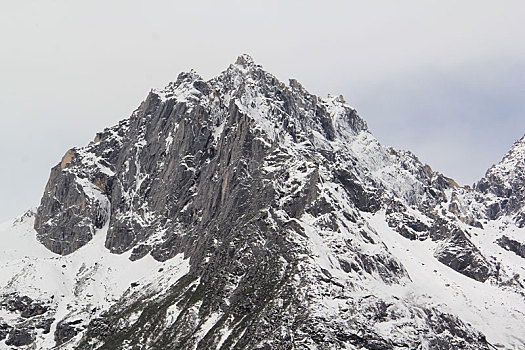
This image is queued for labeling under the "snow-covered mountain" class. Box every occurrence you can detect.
[1,55,524,349]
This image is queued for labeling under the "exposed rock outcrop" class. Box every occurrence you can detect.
[14,55,523,349]
[476,135,525,225]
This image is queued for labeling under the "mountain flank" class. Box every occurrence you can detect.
[0,55,524,349]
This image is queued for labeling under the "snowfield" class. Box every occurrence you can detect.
[0,211,190,349]
[364,211,525,349]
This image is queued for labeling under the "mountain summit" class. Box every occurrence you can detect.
[1,55,524,349]
[477,135,525,226]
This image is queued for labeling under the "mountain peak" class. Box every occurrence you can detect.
[14,56,524,350]
[476,133,525,224]
[509,133,525,156]
[499,134,525,173]
[482,133,525,182]
[235,53,256,67]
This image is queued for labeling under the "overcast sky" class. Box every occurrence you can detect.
[1,1,524,222]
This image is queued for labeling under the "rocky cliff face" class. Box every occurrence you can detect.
[476,135,525,226]
[1,55,524,349]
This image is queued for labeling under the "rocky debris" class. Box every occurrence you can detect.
[55,319,83,345]
[5,295,32,312]
[0,294,56,347]
[5,328,33,347]
[3,294,49,318]
[0,323,11,341]
[21,302,48,318]
[497,235,525,258]
[36,317,55,334]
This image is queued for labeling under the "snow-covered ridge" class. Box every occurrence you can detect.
[152,70,205,105]
[1,54,524,349]
[482,134,525,189]
[148,54,368,149]
[473,134,525,226]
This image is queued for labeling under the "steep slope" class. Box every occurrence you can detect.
[0,211,190,348]
[477,135,525,226]
[0,55,524,349]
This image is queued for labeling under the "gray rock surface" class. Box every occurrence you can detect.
[5,328,33,347]
[497,235,525,259]
[26,55,525,349]
[476,135,525,225]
